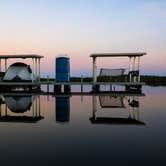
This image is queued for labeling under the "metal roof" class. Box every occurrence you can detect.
[0,54,44,59]
[90,52,147,58]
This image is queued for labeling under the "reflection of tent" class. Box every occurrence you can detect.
[99,96,125,108]
[3,62,35,82]
[4,95,32,113]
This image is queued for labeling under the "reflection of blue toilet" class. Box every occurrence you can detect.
[56,97,70,122]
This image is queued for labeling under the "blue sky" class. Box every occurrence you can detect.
[0,0,166,76]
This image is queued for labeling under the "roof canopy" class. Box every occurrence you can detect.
[90,52,146,58]
[0,54,44,59]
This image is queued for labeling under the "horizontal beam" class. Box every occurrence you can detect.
[0,54,44,59]
[90,52,147,58]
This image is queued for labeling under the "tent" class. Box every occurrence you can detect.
[3,62,35,82]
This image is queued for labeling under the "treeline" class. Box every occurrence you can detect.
[41,75,166,86]
[1,71,166,86]
[71,75,166,86]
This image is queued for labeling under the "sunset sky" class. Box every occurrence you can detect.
[0,0,166,77]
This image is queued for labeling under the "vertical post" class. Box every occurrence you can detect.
[32,58,34,82]
[138,56,140,82]
[129,57,132,82]
[0,59,1,72]
[81,74,83,93]
[133,57,136,83]
[110,84,112,91]
[93,57,97,83]
[5,58,7,72]
[35,58,37,81]
[47,75,49,93]
[38,58,41,82]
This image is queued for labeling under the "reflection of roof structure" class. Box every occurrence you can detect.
[3,62,34,82]
[89,117,145,125]
[99,96,125,108]
[0,115,44,123]
[4,95,32,113]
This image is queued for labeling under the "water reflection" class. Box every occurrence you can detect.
[55,96,70,123]
[0,94,43,123]
[90,95,145,125]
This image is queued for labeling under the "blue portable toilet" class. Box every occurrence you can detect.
[55,55,70,82]
[56,97,70,122]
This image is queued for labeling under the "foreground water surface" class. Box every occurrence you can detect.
[0,86,166,166]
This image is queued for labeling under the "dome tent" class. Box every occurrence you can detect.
[3,62,36,82]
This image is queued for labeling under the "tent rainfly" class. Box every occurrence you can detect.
[3,62,36,82]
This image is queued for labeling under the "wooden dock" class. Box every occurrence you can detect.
[0,81,145,93]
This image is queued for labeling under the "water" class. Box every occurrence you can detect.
[0,86,166,166]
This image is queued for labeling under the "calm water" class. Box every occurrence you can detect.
[0,86,166,166]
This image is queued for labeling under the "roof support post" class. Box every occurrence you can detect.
[129,57,132,82]
[0,59,1,72]
[138,56,140,82]
[133,57,136,83]
[35,58,37,81]
[5,58,7,72]
[38,58,40,82]
[32,58,34,82]
[92,57,97,83]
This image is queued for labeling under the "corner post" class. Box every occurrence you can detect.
[35,58,37,81]
[93,56,97,83]
[129,57,132,82]
[38,58,40,82]
[138,56,140,82]
[5,58,7,72]
[32,58,34,82]
[0,59,1,72]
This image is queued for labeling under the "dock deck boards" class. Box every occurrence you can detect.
[0,81,145,86]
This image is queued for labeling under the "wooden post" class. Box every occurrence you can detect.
[47,75,49,93]
[0,59,1,72]
[138,56,140,82]
[81,74,83,93]
[32,58,34,82]
[5,58,7,71]
[110,84,112,91]
[38,58,41,82]
[133,57,136,83]
[93,57,97,83]
[129,57,132,82]
[35,58,37,81]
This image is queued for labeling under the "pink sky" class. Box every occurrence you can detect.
[0,0,166,77]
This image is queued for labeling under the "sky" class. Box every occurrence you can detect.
[0,0,166,77]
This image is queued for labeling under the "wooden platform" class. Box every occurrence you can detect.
[0,81,145,93]
[0,81,145,86]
